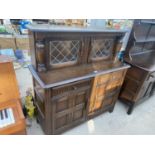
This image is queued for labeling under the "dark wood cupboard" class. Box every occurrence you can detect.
[27,25,129,134]
[119,20,155,114]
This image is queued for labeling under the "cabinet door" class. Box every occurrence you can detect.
[88,70,126,117]
[51,80,90,134]
[45,36,85,70]
[88,37,115,63]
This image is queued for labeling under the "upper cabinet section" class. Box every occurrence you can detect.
[27,24,127,72]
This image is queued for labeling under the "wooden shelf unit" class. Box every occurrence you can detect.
[119,19,155,114]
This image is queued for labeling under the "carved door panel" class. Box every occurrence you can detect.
[88,70,125,116]
[51,80,90,134]
[89,74,110,113]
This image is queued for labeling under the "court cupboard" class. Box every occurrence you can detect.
[27,24,130,134]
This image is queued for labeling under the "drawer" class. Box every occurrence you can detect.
[52,79,91,97]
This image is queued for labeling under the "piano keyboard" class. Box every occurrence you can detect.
[0,108,15,128]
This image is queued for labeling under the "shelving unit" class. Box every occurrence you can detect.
[119,19,155,114]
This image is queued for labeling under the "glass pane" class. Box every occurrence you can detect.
[90,39,114,59]
[49,40,80,65]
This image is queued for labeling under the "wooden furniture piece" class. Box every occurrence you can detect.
[0,55,26,135]
[119,20,155,114]
[27,24,130,134]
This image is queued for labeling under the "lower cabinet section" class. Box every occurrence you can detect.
[51,84,90,134]
[119,67,155,114]
[34,69,127,134]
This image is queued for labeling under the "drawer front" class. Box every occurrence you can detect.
[52,79,91,97]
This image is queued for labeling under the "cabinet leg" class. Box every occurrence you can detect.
[109,106,115,113]
[127,103,134,115]
[36,117,39,124]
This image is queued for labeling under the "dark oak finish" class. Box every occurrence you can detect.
[28,25,129,134]
[119,20,155,114]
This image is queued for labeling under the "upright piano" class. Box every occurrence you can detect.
[0,55,26,134]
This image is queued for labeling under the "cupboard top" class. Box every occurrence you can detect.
[29,62,130,89]
[27,24,128,34]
